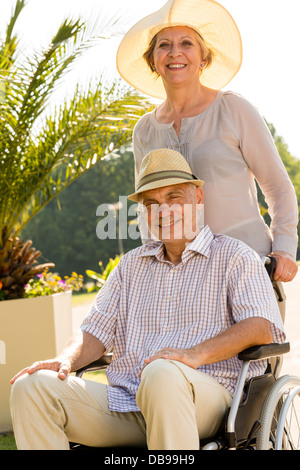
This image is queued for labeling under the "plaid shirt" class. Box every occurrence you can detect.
[81,226,285,412]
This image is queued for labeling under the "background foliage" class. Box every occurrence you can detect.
[21,147,139,278]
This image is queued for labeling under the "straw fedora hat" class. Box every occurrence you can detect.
[128,148,204,202]
[117,0,242,99]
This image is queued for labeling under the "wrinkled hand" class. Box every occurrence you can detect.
[139,347,199,377]
[270,251,298,282]
[10,357,72,385]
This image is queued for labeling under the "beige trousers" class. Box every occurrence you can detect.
[10,359,232,450]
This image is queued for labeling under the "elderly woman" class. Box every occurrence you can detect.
[117,0,298,295]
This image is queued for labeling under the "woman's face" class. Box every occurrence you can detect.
[152,26,204,87]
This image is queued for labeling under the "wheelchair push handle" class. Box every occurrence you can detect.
[262,256,276,281]
[262,256,284,302]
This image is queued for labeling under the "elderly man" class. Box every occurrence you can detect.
[10,149,285,450]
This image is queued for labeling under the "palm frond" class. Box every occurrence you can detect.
[0,0,26,71]
[8,85,153,235]
[0,2,154,249]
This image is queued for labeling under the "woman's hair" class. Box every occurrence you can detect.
[143,27,214,76]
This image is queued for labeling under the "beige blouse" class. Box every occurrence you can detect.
[133,91,298,259]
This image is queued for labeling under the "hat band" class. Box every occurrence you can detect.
[137,170,198,191]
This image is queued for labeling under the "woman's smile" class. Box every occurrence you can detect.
[167,63,187,70]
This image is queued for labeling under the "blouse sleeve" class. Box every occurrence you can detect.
[230,94,298,259]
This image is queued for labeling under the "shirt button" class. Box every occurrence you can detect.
[168,296,172,301]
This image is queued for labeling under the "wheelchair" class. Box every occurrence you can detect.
[72,257,300,451]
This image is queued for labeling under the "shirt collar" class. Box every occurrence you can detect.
[139,225,214,263]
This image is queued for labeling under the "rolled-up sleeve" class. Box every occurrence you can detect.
[80,264,122,352]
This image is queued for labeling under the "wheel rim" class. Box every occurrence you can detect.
[275,386,300,450]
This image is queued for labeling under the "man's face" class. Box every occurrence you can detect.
[141,183,204,243]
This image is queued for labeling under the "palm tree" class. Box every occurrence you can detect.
[0,0,152,300]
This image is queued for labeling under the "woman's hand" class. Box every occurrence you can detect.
[269,251,298,282]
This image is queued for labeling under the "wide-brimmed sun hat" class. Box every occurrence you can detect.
[128,148,204,202]
[117,0,242,99]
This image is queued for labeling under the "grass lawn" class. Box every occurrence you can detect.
[80,370,108,385]
[71,291,96,306]
[0,433,17,450]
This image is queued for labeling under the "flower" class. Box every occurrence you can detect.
[0,281,6,300]
[24,270,84,298]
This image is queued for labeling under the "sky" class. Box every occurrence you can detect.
[1,0,300,158]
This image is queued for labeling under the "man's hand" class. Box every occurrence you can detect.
[139,347,199,376]
[10,331,106,386]
[10,357,72,385]
[270,251,298,282]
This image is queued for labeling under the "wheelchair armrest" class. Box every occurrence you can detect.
[75,353,113,377]
[74,343,290,375]
[238,343,290,361]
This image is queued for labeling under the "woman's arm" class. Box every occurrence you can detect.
[232,94,298,280]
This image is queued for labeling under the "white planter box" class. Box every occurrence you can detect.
[0,291,73,432]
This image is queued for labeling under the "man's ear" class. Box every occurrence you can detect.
[195,186,204,204]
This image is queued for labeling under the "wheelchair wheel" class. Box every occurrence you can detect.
[256,375,300,450]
